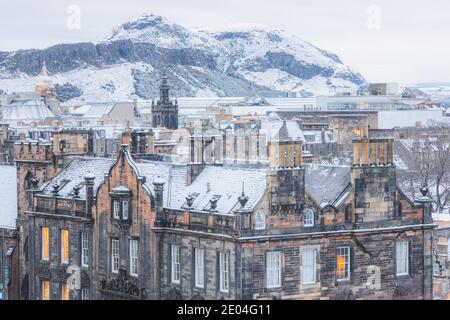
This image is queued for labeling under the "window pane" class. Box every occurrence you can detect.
[113,201,120,219]
[130,240,138,276]
[396,242,409,275]
[42,227,50,261]
[81,288,89,300]
[336,247,350,281]
[112,239,120,273]
[255,212,265,230]
[171,245,180,283]
[195,248,204,288]
[61,284,69,300]
[266,252,281,288]
[61,229,69,264]
[123,201,129,219]
[302,248,316,284]
[220,251,229,292]
[81,232,89,267]
[42,281,50,300]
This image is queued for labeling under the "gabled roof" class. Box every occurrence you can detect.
[305,164,351,209]
[40,157,114,198]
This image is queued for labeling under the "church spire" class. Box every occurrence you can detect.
[159,69,170,106]
[40,61,49,77]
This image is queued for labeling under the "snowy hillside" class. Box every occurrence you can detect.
[0,13,366,104]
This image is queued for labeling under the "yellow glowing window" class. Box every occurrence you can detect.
[336,247,350,281]
[61,229,69,264]
[42,281,50,300]
[41,227,50,261]
[61,283,69,300]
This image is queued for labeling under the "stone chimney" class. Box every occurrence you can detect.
[84,174,95,218]
[351,137,396,223]
[153,177,165,225]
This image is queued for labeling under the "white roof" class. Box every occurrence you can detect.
[0,166,17,228]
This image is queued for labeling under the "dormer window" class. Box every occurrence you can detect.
[255,211,266,230]
[110,186,132,223]
[304,208,315,227]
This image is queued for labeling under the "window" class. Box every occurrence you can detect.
[266,252,281,288]
[336,247,350,281]
[302,248,316,284]
[130,240,138,277]
[111,239,120,273]
[81,288,89,300]
[61,229,69,264]
[42,281,50,300]
[447,238,450,261]
[255,211,266,230]
[81,232,89,267]
[194,248,204,288]
[61,283,69,300]
[219,251,229,293]
[113,201,120,219]
[171,245,180,284]
[396,241,409,276]
[304,209,315,227]
[42,227,50,261]
[122,200,129,220]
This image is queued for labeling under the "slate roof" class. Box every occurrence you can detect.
[40,157,114,198]
[304,164,351,208]
[168,166,267,213]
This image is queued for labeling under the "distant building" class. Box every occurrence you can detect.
[151,72,179,130]
[369,83,399,96]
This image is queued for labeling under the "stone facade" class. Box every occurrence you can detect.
[18,132,434,300]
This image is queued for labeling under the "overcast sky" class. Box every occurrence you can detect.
[1,0,449,84]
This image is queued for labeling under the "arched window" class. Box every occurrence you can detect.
[304,208,315,227]
[255,211,266,230]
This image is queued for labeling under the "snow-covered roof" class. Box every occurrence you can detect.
[0,166,17,228]
[168,166,267,213]
[305,164,351,208]
[83,104,114,118]
[40,157,114,198]
[1,100,54,121]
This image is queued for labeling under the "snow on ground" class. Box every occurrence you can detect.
[0,166,17,229]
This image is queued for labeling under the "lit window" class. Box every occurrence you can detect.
[111,239,120,273]
[61,283,69,300]
[266,251,281,288]
[130,239,138,277]
[302,248,316,284]
[336,247,350,281]
[255,211,266,230]
[61,229,69,264]
[81,288,89,300]
[81,232,89,267]
[42,227,50,261]
[304,209,314,227]
[123,200,129,220]
[194,248,204,288]
[219,251,229,293]
[396,241,409,276]
[42,281,50,300]
[113,201,120,219]
[171,245,180,284]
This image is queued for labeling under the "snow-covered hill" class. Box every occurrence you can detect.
[0,13,366,104]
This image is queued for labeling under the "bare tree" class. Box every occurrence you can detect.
[408,124,450,213]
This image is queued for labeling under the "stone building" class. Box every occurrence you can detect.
[18,129,435,300]
[151,73,179,130]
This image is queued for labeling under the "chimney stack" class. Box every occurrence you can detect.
[84,174,95,218]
